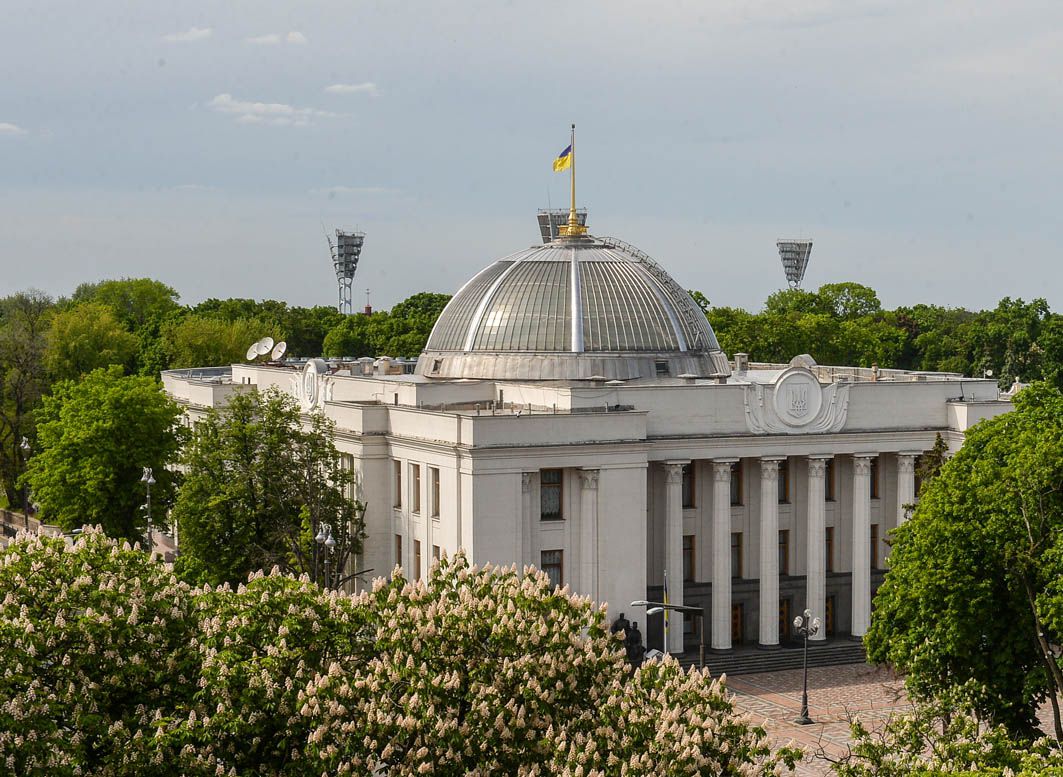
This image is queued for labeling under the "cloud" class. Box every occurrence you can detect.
[162,26,212,43]
[286,31,308,44]
[245,33,281,45]
[0,122,27,136]
[207,94,336,127]
[324,82,380,97]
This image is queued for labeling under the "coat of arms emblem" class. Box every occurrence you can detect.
[787,385,810,417]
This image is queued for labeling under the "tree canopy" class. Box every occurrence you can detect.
[23,366,184,542]
[44,301,137,381]
[865,382,1063,738]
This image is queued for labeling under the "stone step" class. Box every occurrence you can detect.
[673,640,867,677]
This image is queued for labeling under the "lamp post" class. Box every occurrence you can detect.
[19,437,31,529]
[793,608,820,725]
[632,599,707,669]
[315,522,336,589]
[140,467,155,555]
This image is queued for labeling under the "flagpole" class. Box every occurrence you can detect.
[663,568,670,656]
[569,123,576,229]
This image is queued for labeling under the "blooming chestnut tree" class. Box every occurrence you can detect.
[0,528,196,776]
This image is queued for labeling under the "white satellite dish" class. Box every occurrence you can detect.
[254,336,275,356]
[271,341,287,361]
[245,343,260,361]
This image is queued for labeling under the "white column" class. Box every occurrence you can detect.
[520,473,533,571]
[579,469,600,602]
[851,455,874,638]
[806,456,829,642]
[663,461,686,654]
[712,459,736,651]
[896,453,917,526]
[758,458,783,647]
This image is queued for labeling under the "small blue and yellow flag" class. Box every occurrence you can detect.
[553,144,572,173]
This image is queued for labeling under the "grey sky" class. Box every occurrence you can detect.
[2,0,1061,312]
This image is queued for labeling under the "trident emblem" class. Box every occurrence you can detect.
[788,385,810,417]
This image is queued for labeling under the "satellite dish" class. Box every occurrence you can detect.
[254,336,275,356]
[271,341,287,361]
[245,343,260,361]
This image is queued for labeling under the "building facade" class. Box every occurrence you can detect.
[164,229,1012,654]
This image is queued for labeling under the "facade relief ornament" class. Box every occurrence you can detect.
[663,463,685,484]
[578,469,600,490]
[521,472,533,493]
[291,358,334,412]
[743,367,850,435]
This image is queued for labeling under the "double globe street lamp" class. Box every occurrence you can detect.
[315,521,338,589]
[793,608,821,725]
[141,467,156,554]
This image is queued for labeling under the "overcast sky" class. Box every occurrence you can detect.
[2,1,1061,312]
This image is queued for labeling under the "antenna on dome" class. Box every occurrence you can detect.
[326,229,366,315]
[777,240,813,288]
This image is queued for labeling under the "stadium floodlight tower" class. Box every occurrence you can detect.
[777,239,813,289]
[327,229,366,315]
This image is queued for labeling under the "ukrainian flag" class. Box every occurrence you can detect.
[553,144,572,173]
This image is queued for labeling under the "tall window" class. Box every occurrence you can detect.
[682,535,695,582]
[730,463,743,506]
[414,540,422,581]
[432,544,441,562]
[430,466,440,518]
[681,464,695,509]
[779,529,790,576]
[731,532,743,578]
[540,469,563,520]
[541,549,563,588]
[778,459,790,504]
[824,459,835,502]
[340,454,355,502]
[411,464,422,514]
[394,534,403,570]
[393,460,402,508]
[870,457,880,499]
[825,527,835,573]
[870,524,879,569]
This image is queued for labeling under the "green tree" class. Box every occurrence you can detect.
[161,314,278,369]
[44,301,138,380]
[322,313,373,357]
[0,291,52,509]
[23,365,184,542]
[866,383,1063,738]
[0,528,197,776]
[72,277,181,331]
[171,388,363,586]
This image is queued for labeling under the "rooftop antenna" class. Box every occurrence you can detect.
[254,336,274,357]
[270,341,287,361]
[326,228,366,315]
[245,343,260,361]
[777,240,813,288]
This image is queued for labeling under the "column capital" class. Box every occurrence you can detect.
[578,469,600,490]
[807,458,828,477]
[759,457,781,477]
[712,459,735,482]
[853,456,874,476]
[896,452,918,474]
[663,462,686,484]
[521,472,533,493]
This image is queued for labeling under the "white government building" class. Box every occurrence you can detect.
[164,217,1012,654]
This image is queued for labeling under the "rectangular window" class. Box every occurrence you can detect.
[731,532,743,578]
[394,534,403,570]
[778,459,790,504]
[779,529,790,576]
[411,464,422,514]
[540,469,563,521]
[393,460,402,508]
[870,457,880,499]
[681,464,695,509]
[682,535,695,582]
[825,526,835,573]
[541,549,563,588]
[340,454,355,501]
[870,524,879,570]
[414,540,422,581]
[655,360,669,376]
[430,466,440,518]
[824,459,835,502]
[432,544,441,562]
[730,463,743,506]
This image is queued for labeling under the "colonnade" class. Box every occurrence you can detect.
[662,452,919,652]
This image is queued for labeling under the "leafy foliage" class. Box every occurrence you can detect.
[44,301,137,381]
[866,383,1063,737]
[23,366,184,542]
[172,388,363,587]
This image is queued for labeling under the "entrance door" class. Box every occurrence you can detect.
[825,595,836,637]
[731,603,744,645]
[779,599,791,642]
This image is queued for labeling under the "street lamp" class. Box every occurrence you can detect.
[632,599,707,669]
[316,522,336,589]
[140,467,155,554]
[19,437,31,529]
[793,608,821,725]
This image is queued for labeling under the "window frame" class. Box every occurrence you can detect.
[779,529,790,576]
[824,458,835,502]
[682,534,695,582]
[681,464,696,509]
[778,459,790,504]
[730,532,743,578]
[394,534,403,570]
[870,523,879,570]
[411,464,422,514]
[825,526,835,573]
[393,460,402,508]
[541,549,563,588]
[414,539,422,581]
[540,468,564,521]
[870,457,880,500]
[730,463,743,506]
[429,466,441,518]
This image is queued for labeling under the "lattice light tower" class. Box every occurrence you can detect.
[777,240,813,289]
[327,230,366,315]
